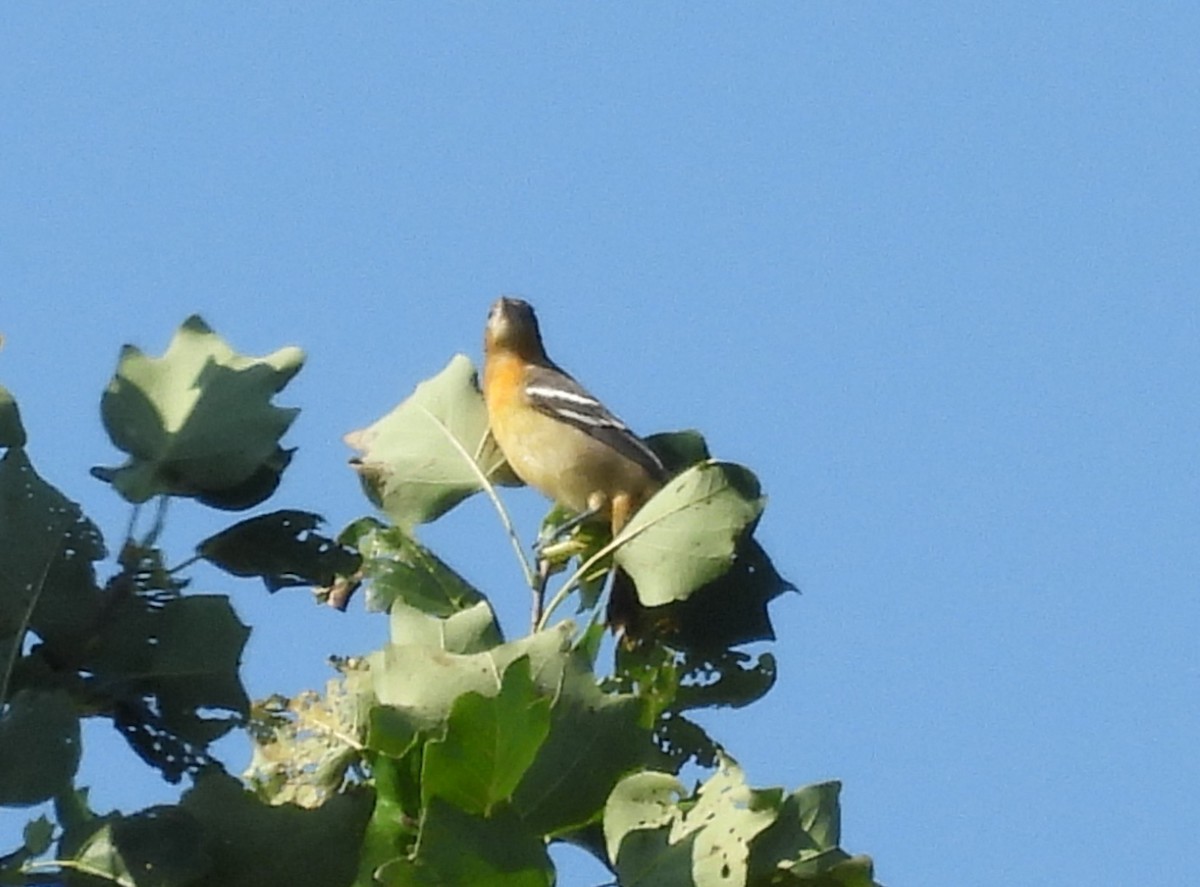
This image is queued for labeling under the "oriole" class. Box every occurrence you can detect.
[483,296,665,633]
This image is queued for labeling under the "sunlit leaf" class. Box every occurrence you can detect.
[367,624,571,755]
[387,599,502,654]
[422,657,552,814]
[603,771,685,863]
[93,315,303,509]
[606,760,878,887]
[614,461,765,607]
[345,355,517,529]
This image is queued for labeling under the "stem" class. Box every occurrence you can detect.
[168,554,203,575]
[143,495,170,547]
[122,503,142,547]
[416,406,535,588]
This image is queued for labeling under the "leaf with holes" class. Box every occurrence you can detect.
[198,510,361,592]
[0,447,105,657]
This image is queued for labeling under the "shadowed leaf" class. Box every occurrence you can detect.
[0,448,105,657]
[0,690,80,806]
[0,385,26,449]
[179,772,372,887]
[375,799,553,887]
[198,509,361,592]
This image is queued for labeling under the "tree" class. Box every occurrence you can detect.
[1,317,880,886]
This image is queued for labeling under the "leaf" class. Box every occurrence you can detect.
[347,519,488,616]
[72,806,211,887]
[668,538,796,651]
[0,385,26,448]
[84,594,251,780]
[0,447,105,657]
[606,756,778,887]
[376,799,553,887]
[387,600,502,654]
[603,771,685,863]
[509,654,649,836]
[245,661,371,808]
[23,815,54,856]
[614,461,765,607]
[0,690,80,806]
[606,764,879,887]
[92,315,303,508]
[198,509,361,592]
[180,771,372,887]
[746,783,882,887]
[344,355,516,529]
[365,620,648,836]
[673,650,778,712]
[674,756,779,887]
[422,657,552,815]
[645,429,711,475]
[366,624,571,756]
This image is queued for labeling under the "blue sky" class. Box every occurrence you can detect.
[2,4,1197,884]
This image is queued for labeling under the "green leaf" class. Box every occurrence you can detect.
[602,771,685,863]
[745,782,883,887]
[510,656,649,836]
[198,509,362,592]
[349,520,489,617]
[366,621,647,835]
[387,599,503,655]
[423,657,552,815]
[0,386,26,449]
[613,461,765,607]
[344,355,516,529]
[93,315,303,508]
[0,448,105,657]
[85,595,251,759]
[23,815,54,856]
[645,429,711,475]
[376,799,553,887]
[72,806,211,887]
[367,624,571,754]
[606,756,779,887]
[0,690,80,806]
[180,772,372,887]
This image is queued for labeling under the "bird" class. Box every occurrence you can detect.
[482,296,666,634]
